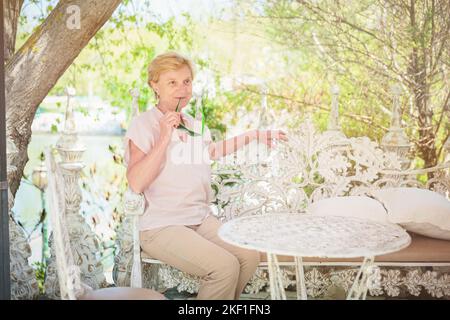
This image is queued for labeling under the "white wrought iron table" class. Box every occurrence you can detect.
[218,213,411,300]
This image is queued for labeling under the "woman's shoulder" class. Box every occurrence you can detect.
[129,108,160,127]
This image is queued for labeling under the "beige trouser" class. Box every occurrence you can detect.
[140,215,260,300]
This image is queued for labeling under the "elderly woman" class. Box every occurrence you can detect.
[124,52,287,300]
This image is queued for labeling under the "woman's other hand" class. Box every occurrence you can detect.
[256,130,288,148]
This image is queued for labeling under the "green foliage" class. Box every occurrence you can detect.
[32,261,47,295]
[184,96,228,136]
[244,0,449,167]
[19,1,197,120]
[17,1,449,169]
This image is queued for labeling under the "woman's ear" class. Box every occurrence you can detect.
[149,80,157,91]
[150,81,159,97]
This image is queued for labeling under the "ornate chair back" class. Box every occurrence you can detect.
[45,148,89,299]
[46,148,165,299]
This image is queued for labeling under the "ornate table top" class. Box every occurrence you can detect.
[218,213,411,258]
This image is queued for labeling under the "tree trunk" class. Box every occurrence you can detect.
[3,0,24,63]
[414,81,437,167]
[409,0,437,168]
[6,0,122,196]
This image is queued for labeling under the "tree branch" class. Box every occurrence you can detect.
[6,0,122,195]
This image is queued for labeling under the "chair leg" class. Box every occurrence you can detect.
[295,256,307,300]
[130,215,142,288]
[267,253,287,300]
[130,259,142,288]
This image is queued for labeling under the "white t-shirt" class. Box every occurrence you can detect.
[124,107,213,231]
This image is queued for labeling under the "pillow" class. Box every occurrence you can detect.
[306,196,389,222]
[371,188,450,240]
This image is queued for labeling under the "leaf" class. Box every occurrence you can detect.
[177,124,201,137]
[175,98,203,136]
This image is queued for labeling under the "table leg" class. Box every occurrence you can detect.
[346,256,375,300]
[294,256,307,300]
[267,253,287,300]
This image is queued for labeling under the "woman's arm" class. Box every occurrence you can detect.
[126,111,181,193]
[126,138,170,193]
[209,129,287,160]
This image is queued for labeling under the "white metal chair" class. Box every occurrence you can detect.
[45,148,165,300]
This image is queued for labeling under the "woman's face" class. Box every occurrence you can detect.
[151,65,193,111]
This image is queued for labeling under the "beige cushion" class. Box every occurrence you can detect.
[79,287,166,300]
[259,232,450,263]
[372,188,450,240]
[306,196,388,222]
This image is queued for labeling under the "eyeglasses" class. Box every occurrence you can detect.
[176,98,204,137]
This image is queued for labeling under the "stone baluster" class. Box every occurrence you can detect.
[381,85,412,169]
[45,87,105,298]
[327,84,341,132]
[130,88,140,118]
[258,84,269,130]
[326,84,348,146]
[7,138,39,299]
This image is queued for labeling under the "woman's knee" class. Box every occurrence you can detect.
[237,249,260,270]
[246,250,261,271]
[252,250,261,265]
[211,254,240,280]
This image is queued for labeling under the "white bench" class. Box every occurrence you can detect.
[114,117,450,299]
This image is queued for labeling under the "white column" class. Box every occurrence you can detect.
[381,85,412,169]
[45,88,105,298]
[326,84,347,141]
[130,88,140,118]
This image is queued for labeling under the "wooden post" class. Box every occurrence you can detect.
[1,2,12,300]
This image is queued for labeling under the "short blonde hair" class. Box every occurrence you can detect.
[147,52,195,88]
